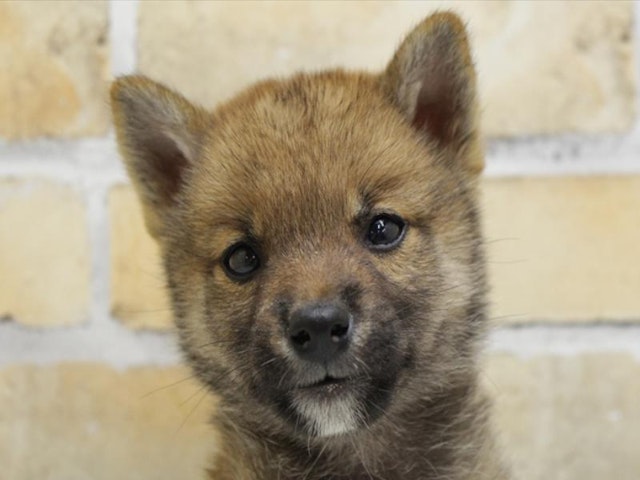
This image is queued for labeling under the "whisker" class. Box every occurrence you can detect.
[140,374,196,399]
[175,387,209,435]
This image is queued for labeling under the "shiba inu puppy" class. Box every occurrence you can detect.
[111,12,508,480]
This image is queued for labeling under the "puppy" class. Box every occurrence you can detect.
[111,12,508,480]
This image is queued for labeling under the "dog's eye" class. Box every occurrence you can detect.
[223,243,260,279]
[365,214,406,250]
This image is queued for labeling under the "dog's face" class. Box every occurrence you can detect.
[112,13,485,439]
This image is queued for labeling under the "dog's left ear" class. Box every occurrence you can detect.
[382,12,482,173]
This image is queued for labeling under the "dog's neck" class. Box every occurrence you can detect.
[208,380,506,480]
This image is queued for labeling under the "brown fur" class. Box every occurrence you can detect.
[111,12,508,480]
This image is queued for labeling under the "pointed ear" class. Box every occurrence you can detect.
[382,12,482,173]
[110,75,211,239]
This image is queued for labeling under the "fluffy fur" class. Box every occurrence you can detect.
[111,12,508,480]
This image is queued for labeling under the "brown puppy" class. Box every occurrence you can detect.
[111,12,508,480]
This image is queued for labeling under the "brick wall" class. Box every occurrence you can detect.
[0,2,638,479]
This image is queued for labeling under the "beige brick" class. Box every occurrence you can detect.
[485,353,640,480]
[0,1,109,139]
[109,185,172,329]
[0,364,215,480]
[138,1,634,136]
[0,180,90,326]
[484,176,640,322]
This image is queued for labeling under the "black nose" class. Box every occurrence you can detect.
[288,303,352,363]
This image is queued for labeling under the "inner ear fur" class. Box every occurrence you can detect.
[110,75,212,239]
[382,12,482,173]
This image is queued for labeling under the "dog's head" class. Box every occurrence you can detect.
[111,13,485,438]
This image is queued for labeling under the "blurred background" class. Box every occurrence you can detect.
[0,1,638,479]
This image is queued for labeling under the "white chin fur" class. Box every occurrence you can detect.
[293,395,359,437]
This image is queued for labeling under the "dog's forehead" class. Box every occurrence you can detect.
[186,73,441,245]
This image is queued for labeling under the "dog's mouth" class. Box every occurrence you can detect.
[300,375,349,389]
[297,375,357,398]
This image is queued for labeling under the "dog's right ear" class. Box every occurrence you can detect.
[110,76,211,239]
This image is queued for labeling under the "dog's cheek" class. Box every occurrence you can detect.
[351,282,419,390]
[204,276,259,354]
[216,277,296,403]
[354,229,444,401]
[163,250,209,336]
[360,226,439,336]
[165,248,264,395]
[368,225,439,292]
[247,339,294,413]
[160,253,235,390]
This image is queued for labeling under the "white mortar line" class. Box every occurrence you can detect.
[0,137,127,185]
[109,0,138,76]
[485,133,640,178]
[0,322,181,369]
[489,324,640,361]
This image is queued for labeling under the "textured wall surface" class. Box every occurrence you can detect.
[0,1,639,479]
